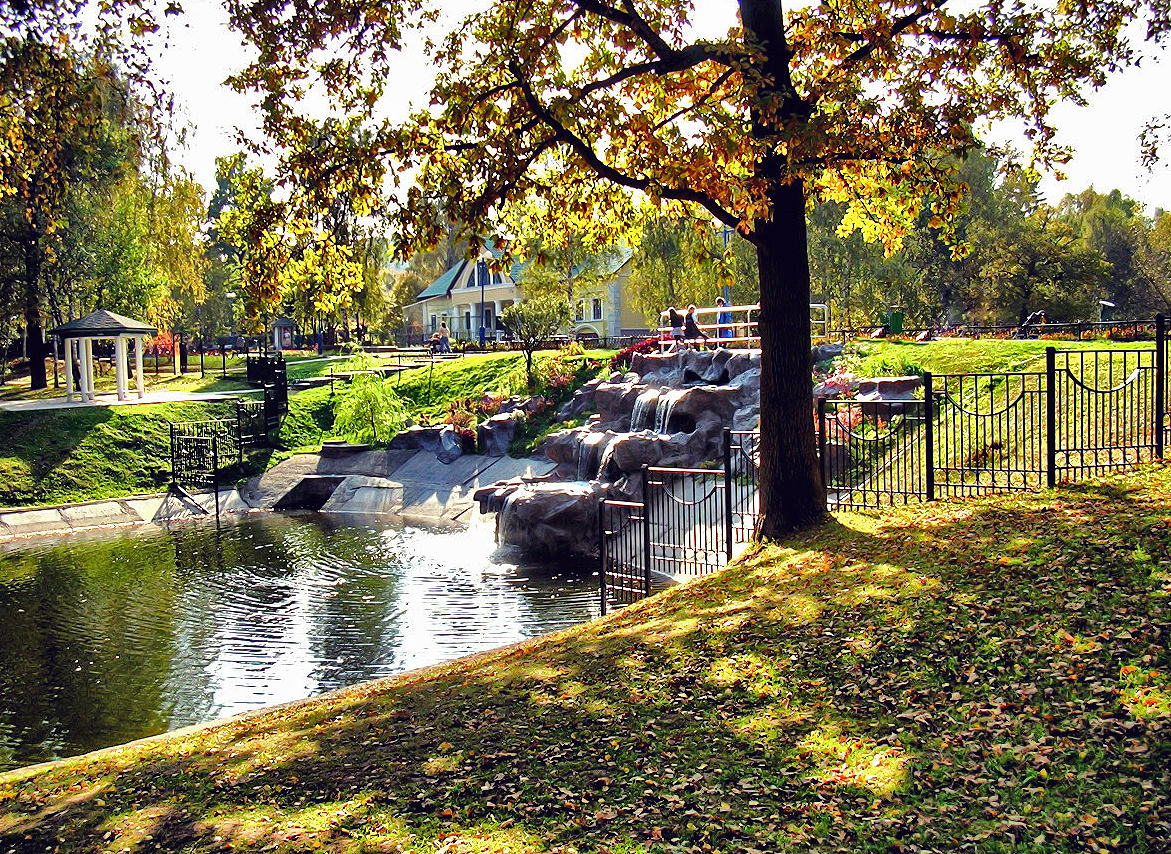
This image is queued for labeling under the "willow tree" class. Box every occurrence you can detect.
[229,0,1147,538]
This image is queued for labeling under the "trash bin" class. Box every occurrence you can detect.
[887,306,904,335]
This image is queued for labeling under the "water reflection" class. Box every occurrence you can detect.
[0,514,600,770]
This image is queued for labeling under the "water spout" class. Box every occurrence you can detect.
[630,389,659,431]
[654,389,684,434]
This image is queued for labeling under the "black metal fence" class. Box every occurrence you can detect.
[246,353,286,387]
[170,420,238,488]
[601,326,1171,610]
[236,399,268,448]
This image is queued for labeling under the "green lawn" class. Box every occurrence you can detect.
[2,464,1167,852]
[844,337,1156,378]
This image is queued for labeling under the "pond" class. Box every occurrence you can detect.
[0,514,601,771]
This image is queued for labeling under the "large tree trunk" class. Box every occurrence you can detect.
[742,0,826,538]
[755,182,826,538]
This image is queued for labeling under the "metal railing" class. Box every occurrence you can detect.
[600,319,1171,611]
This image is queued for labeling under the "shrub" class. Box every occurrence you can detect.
[610,335,661,371]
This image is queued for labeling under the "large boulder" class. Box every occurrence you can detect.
[477,410,526,457]
[388,425,446,452]
[489,480,607,557]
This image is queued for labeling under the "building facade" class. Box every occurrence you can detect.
[404,248,648,341]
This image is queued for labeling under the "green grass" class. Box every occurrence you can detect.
[2,464,1168,852]
[0,400,229,506]
[846,337,1156,378]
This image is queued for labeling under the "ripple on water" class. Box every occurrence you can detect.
[0,513,600,770]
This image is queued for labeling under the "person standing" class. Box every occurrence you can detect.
[438,321,452,353]
[715,296,733,341]
[684,304,709,349]
[667,306,685,351]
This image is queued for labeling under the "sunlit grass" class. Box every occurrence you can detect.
[3,464,1171,853]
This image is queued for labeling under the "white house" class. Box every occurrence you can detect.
[404,246,648,341]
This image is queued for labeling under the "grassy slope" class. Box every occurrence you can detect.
[0,351,610,507]
[0,400,233,506]
[1,467,1167,853]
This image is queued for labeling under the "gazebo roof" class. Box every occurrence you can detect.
[49,309,157,338]
[272,317,296,328]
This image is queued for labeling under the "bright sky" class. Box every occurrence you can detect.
[155,0,1171,212]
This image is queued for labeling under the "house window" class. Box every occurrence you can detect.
[430,316,437,332]
[464,311,472,332]
[592,298,602,320]
[575,301,584,322]
[469,260,489,288]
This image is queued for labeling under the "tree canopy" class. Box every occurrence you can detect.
[214,0,1164,536]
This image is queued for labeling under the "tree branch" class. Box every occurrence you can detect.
[567,0,739,68]
[507,59,741,232]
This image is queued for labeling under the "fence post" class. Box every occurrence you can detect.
[212,434,220,518]
[1046,347,1057,488]
[924,372,934,501]
[169,423,176,484]
[723,429,733,561]
[641,465,652,598]
[598,502,607,616]
[1157,314,1165,460]
[817,397,827,497]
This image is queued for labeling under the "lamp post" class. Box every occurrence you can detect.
[224,291,237,378]
[478,258,487,347]
[720,224,732,305]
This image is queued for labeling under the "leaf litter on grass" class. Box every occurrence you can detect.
[2,465,1169,853]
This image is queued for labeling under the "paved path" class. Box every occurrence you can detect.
[0,388,261,413]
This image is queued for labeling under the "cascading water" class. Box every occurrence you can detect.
[576,432,609,480]
[629,389,660,431]
[575,439,594,481]
[654,389,683,434]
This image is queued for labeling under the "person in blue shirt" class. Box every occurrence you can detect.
[715,296,733,341]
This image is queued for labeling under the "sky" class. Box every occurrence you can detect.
[154,0,1171,213]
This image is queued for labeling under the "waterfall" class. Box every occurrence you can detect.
[576,439,594,481]
[630,389,659,431]
[654,389,683,434]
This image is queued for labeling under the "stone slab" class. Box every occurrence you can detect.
[241,454,322,507]
[59,501,140,527]
[390,452,500,489]
[0,508,67,535]
[193,489,252,515]
[123,496,167,522]
[328,484,405,515]
[474,456,558,486]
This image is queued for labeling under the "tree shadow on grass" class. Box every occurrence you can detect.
[2,479,1169,853]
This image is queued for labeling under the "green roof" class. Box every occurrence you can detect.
[415,261,467,301]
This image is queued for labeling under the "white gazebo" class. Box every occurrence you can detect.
[49,310,157,403]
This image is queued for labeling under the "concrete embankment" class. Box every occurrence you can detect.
[0,449,554,542]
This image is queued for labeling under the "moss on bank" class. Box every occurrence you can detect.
[2,465,1168,853]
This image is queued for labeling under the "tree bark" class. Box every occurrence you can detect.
[21,235,47,391]
[742,0,826,538]
[755,183,826,537]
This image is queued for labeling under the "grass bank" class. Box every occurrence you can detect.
[2,465,1167,853]
[844,337,1155,378]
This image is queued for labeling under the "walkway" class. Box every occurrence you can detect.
[0,388,261,413]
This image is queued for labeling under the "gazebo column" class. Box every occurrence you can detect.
[64,338,75,402]
[81,337,95,402]
[114,334,128,401]
[134,335,145,397]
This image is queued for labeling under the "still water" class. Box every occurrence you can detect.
[0,514,600,771]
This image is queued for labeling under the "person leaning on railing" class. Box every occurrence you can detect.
[684,304,710,349]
